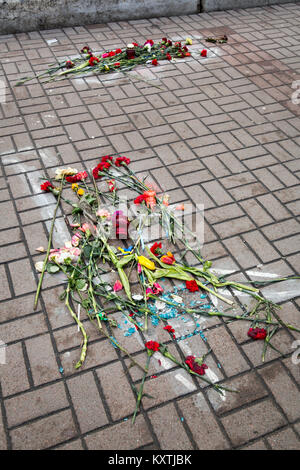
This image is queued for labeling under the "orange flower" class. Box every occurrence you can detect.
[161,252,175,265]
[143,190,156,211]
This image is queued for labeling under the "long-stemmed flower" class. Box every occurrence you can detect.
[34,178,64,310]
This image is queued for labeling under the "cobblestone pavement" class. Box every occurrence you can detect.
[0,2,300,451]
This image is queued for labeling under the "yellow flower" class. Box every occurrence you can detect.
[137,256,156,270]
[185,38,193,45]
[104,65,110,71]
[77,188,85,197]
[72,183,79,191]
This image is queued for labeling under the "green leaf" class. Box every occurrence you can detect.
[83,194,94,203]
[117,267,132,301]
[152,267,192,282]
[83,245,92,259]
[46,264,60,274]
[116,254,134,269]
[76,279,87,291]
[71,205,83,216]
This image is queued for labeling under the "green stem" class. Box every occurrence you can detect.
[132,353,152,424]
[65,285,88,369]
[33,181,63,310]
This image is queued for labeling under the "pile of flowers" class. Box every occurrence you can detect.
[16,37,205,86]
[35,156,300,422]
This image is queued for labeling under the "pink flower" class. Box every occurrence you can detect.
[152,282,163,295]
[71,234,81,247]
[137,263,142,274]
[146,287,154,298]
[48,246,81,264]
[70,247,81,258]
[102,53,109,58]
[96,208,111,219]
[113,280,123,292]
[79,223,96,234]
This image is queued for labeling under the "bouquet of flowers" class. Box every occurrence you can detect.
[16,37,194,86]
[35,156,300,422]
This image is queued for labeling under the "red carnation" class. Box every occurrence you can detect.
[163,325,175,333]
[185,356,208,376]
[66,175,76,183]
[150,242,162,256]
[92,166,100,180]
[185,280,199,292]
[152,58,158,66]
[115,156,130,167]
[101,156,113,163]
[134,194,146,205]
[108,51,116,57]
[162,38,168,43]
[92,162,110,179]
[132,42,139,47]
[185,356,195,370]
[166,53,172,61]
[247,328,267,340]
[41,181,54,192]
[145,39,154,46]
[66,171,88,183]
[114,62,121,68]
[115,48,122,54]
[200,49,207,57]
[99,161,111,171]
[89,56,99,66]
[145,340,160,352]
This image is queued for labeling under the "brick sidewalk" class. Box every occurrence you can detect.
[0,3,300,450]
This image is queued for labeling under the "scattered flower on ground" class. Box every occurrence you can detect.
[41,181,54,192]
[248,328,267,340]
